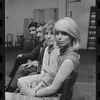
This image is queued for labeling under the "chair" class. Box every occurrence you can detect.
[5,34,13,47]
[15,35,24,48]
[58,71,78,100]
[23,34,34,50]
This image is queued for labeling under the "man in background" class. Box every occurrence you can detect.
[5,23,46,92]
[6,22,44,83]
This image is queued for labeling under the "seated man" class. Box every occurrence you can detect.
[9,22,39,79]
[5,23,46,91]
[5,22,48,92]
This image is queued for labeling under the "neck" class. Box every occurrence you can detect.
[60,45,72,54]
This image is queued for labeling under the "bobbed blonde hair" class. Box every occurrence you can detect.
[53,17,81,51]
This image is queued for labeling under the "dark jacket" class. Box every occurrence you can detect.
[22,40,44,61]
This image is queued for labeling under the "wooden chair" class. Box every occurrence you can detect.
[58,71,78,100]
[5,34,13,47]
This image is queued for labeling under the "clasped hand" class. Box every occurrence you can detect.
[20,61,38,69]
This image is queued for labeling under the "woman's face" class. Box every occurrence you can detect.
[55,31,71,49]
[44,29,55,45]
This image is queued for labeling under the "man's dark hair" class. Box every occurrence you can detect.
[28,22,38,29]
[37,22,46,28]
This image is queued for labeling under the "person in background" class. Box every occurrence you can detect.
[24,22,39,49]
[5,22,45,90]
[17,17,80,100]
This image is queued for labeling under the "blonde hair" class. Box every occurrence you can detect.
[43,20,55,32]
[54,17,81,51]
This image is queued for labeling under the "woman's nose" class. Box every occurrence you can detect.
[58,34,62,40]
[47,34,51,39]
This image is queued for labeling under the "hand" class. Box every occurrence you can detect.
[32,82,42,93]
[20,87,35,96]
[20,63,28,68]
[17,54,22,58]
[25,61,38,69]
[32,61,38,67]
[25,62,34,68]
[20,61,38,69]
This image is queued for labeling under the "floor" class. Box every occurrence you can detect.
[5,48,96,100]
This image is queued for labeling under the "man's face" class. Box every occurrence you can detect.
[36,26,44,41]
[29,26,36,36]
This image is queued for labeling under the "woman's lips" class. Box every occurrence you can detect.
[57,41,63,44]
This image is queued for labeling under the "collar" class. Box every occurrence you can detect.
[59,46,74,56]
[47,44,55,54]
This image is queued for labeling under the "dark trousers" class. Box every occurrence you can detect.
[9,57,30,79]
[10,66,37,89]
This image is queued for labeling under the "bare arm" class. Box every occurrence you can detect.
[35,59,74,97]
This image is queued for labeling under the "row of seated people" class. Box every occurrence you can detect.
[5,17,80,100]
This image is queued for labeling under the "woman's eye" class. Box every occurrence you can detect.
[61,32,67,35]
[45,32,48,35]
[50,32,53,35]
[55,31,59,35]
[39,31,42,33]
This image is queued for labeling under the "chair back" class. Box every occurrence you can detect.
[59,71,78,100]
[17,35,24,42]
[7,34,13,42]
